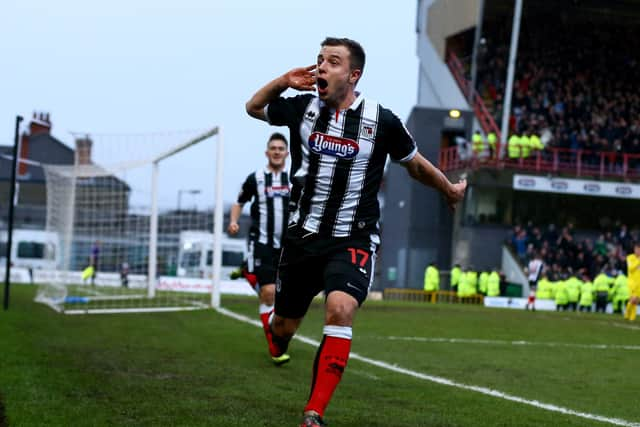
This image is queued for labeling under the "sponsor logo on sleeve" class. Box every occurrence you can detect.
[308,132,359,159]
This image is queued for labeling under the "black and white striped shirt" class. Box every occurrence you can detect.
[266,93,417,239]
[237,168,290,249]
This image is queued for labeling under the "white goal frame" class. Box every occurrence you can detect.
[146,126,225,309]
[37,126,225,314]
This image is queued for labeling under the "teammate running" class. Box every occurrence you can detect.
[228,132,291,364]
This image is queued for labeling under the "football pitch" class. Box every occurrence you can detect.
[1,284,639,427]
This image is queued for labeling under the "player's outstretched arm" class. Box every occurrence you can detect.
[245,65,316,121]
[402,152,467,211]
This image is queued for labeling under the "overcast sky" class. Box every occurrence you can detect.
[1,0,419,209]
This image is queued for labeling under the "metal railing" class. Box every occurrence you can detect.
[439,145,640,180]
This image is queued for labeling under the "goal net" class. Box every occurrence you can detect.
[35,127,228,314]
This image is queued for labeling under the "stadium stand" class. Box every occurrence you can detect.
[476,11,640,163]
[508,221,638,283]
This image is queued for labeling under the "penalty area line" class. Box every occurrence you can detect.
[215,307,640,427]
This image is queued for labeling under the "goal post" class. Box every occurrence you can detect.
[35,126,228,314]
[211,127,224,309]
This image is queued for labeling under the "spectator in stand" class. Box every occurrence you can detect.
[543,224,558,248]
[513,229,528,264]
[529,227,543,250]
[618,224,633,253]
[476,20,640,167]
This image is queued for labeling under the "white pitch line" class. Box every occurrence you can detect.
[383,336,640,351]
[609,323,640,331]
[215,307,640,427]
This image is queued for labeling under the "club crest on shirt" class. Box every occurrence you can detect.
[308,132,359,159]
[361,123,375,138]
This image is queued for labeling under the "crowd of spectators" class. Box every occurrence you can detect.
[510,220,639,281]
[475,20,640,165]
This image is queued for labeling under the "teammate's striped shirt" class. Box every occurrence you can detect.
[236,168,290,248]
[265,92,417,238]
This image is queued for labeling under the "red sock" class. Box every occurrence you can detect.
[259,310,271,332]
[304,328,352,417]
[243,268,258,290]
[259,307,280,356]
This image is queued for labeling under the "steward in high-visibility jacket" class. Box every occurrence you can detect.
[579,280,594,311]
[594,272,614,313]
[457,271,472,298]
[520,134,531,158]
[424,263,440,292]
[508,134,521,159]
[554,280,569,311]
[466,270,478,294]
[536,275,553,299]
[487,270,501,296]
[472,131,485,157]
[478,271,489,295]
[487,132,498,157]
[530,133,544,152]
[450,264,462,291]
[612,273,629,314]
[565,276,582,311]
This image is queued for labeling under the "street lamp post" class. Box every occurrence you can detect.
[177,189,201,211]
[4,115,23,311]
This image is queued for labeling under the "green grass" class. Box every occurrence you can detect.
[1,284,639,426]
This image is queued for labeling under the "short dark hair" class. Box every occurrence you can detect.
[321,37,366,75]
[267,132,288,148]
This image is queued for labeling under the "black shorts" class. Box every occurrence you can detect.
[274,225,379,319]
[247,240,280,287]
